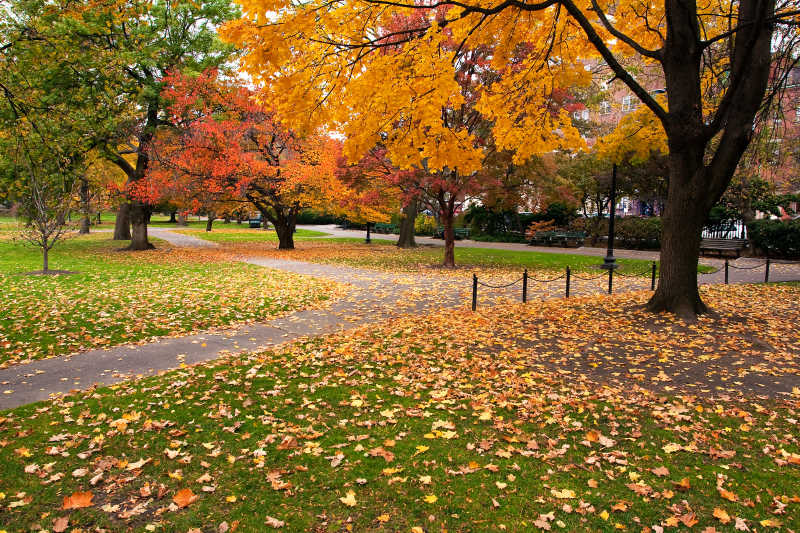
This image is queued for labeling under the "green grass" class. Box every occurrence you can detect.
[0,234,336,366]
[182,227,331,243]
[1,288,798,532]
[278,240,693,275]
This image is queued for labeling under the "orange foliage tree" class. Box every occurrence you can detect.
[137,70,389,248]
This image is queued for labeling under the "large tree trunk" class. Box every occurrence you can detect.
[206,213,215,232]
[646,173,708,318]
[169,211,177,223]
[127,202,153,250]
[275,221,295,249]
[397,200,417,248]
[441,211,455,267]
[114,203,131,240]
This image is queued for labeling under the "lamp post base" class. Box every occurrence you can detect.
[600,256,619,270]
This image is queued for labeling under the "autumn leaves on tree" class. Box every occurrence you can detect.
[224,0,799,317]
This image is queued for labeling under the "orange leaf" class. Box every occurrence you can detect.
[173,488,198,508]
[719,488,738,502]
[713,507,731,524]
[62,491,93,510]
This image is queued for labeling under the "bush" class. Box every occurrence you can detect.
[747,219,800,258]
[570,216,662,249]
[414,214,437,236]
[296,210,345,225]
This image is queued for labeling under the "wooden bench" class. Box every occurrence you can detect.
[373,223,399,234]
[700,238,747,258]
[433,227,471,239]
[529,231,586,247]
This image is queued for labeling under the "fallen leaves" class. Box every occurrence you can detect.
[339,490,357,507]
[62,491,93,510]
[173,488,198,508]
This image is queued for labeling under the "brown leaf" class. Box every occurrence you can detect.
[52,516,69,532]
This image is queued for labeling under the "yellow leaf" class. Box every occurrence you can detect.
[423,494,438,504]
[339,490,357,507]
[713,507,731,524]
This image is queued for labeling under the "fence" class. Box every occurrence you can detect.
[702,221,747,240]
[470,259,798,311]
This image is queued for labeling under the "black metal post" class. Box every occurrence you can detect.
[601,163,619,271]
[607,267,613,294]
[650,261,657,290]
[765,258,770,283]
[522,269,528,303]
[724,259,729,284]
[365,222,372,244]
[565,266,571,298]
[471,274,478,311]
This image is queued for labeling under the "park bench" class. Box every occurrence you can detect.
[433,227,471,239]
[529,231,586,248]
[700,238,747,258]
[374,222,399,234]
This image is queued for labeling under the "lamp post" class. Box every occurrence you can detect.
[600,163,618,270]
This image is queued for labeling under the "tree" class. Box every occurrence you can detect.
[141,70,382,249]
[64,0,240,250]
[1,0,119,267]
[225,0,800,318]
[18,172,77,273]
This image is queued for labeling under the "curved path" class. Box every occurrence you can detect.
[1,228,798,410]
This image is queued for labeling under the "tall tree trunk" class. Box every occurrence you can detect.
[114,203,131,240]
[397,200,417,248]
[275,220,295,249]
[96,211,101,225]
[646,176,708,318]
[79,178,90,234]
[206,213,215,232]
[441,211,455,267]
[42,246,49,273]
[127,202,153,250]
[169,211,177,223]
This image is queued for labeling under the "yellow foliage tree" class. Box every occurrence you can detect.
[224,0,799,317]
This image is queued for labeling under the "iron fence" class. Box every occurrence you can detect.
[470,259,799,310]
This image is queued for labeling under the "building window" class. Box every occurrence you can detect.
[795,106,800,122]
[572,109,590,121]
[599,101,611,115]
[622,95,638,112]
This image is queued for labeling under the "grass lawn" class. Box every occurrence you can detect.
[183,227,331,243]
[0,234,339,367]
[0,284,798,532]
[246,240,678,275]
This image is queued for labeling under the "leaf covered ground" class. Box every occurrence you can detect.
[1,284,798,532]
[0,235,339,367]
[216,239,665,275]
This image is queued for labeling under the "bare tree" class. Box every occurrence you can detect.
[18,173,76,273]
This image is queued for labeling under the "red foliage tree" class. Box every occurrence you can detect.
[135,70,350,249]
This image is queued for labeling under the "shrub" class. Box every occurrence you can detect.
[569,216,662,249]
[296,210,345,225]
[414,214,437,236]
[746,219,800,258]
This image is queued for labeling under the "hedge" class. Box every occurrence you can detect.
[569,216,662,249]
[746,219,800,258]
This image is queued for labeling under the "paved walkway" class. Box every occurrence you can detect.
[1,228,798,410]
[299,224,666,260]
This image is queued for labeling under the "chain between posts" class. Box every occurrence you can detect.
[468,258,797,311]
